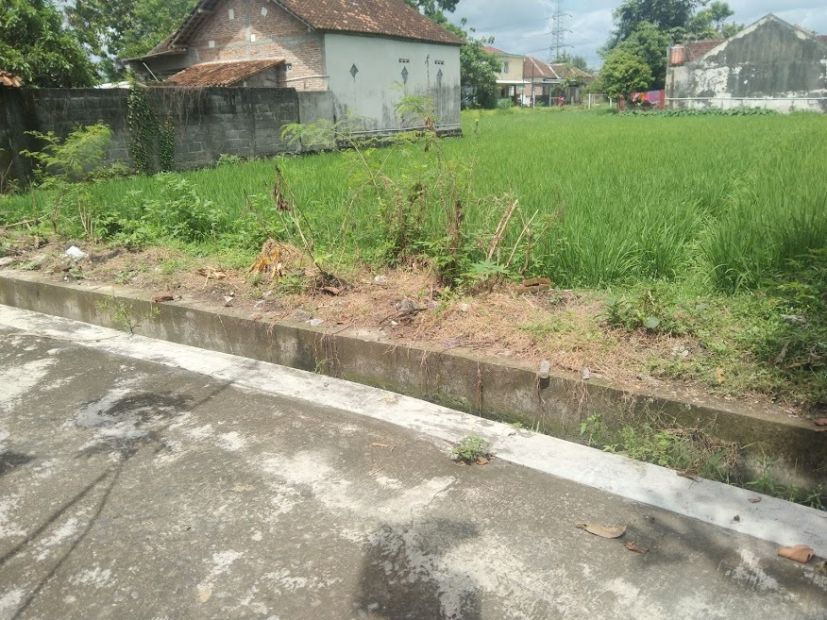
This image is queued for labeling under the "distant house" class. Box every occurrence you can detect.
[666,14,827,113]
[127,0,463,132]
[484,46,528,102]
[523,56,562,104]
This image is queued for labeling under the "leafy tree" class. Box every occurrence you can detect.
[440,22,499,108]
[611,0,702,44]
[615,22,672,89]
[67,0,197,81]
[599,49,653,100]
[553,52,592,73]
[689,1,739,38]
[405,0,461,18]
[0,0,96,87]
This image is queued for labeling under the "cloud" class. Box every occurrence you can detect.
[451,0,827,69]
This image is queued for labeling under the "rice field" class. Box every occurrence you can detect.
[3,108,827,291]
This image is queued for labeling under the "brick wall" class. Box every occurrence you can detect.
[0,86,336,182]
[189,0,326,91]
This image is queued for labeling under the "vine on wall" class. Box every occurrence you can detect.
[127,84,175,174]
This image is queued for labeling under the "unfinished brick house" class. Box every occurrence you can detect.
[127,0,462,132]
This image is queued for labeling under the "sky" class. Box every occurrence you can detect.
[450,0,827,68]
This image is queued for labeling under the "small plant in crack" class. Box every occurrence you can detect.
[451,435,492,464]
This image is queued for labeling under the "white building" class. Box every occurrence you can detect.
[128,0,463,133]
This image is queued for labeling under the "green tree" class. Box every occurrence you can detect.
[67,0,197,81]
[689,1,739,38]
[0,0,96,87]
[440,22,499,108]
[553,52,592,73]
[599,49,653,100]
[611,0,702,44]
[405,0,461,18]
[616,22,672,89]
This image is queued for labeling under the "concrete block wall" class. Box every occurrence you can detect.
[0,86,336,183]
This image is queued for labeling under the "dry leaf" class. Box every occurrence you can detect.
[748,497,762,504]
[576,523,627,539]
[677,469,699,481]
[777,544,815,564]
[814,418,827,427]
[321,286,341,296]
[476,456,490,465]
[624,541,648,554]
[521,277,551,290]
[152,293,174,303]
[815,561,827,575]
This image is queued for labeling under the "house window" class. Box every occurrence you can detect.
[502,61,509,73]
[261,6,268,16]
[208,40,215,48]
[250,33,256,42]
[228,8,235,19]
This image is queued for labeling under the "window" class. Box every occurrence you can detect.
[208,40,215,48]
[261,6,268,16]
[250,33,256,42]
[228,8,235,19]
[502,61,509,73]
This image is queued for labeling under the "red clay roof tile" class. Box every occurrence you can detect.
[166,59,284,87]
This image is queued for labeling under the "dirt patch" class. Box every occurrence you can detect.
[0,237,808,419]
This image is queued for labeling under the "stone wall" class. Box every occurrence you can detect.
[0,85,335,183]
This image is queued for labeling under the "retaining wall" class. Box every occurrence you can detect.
[0,86,335,183]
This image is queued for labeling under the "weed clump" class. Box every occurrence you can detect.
[451,435,492,464]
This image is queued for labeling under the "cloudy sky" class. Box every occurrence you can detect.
[450,1,827,68]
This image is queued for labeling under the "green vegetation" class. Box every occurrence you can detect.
[3,109,826,408]
[579,413,825,509]
[451,435,491,463]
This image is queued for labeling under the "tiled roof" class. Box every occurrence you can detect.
[139,0,461,60]
[166,60,284,87]
[685,39,724,60]
[550,63,593,81]
[0,70,23,87]
[484,45,521,57]
[523,57,560,80]
[278,0,462,44]
[817,35,827,45]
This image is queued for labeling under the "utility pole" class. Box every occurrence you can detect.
[550,0,570,62]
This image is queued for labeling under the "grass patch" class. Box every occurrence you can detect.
[2,109,826,409]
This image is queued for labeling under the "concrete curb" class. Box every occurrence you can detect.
[1,303,825,558]
[0,270,824,488]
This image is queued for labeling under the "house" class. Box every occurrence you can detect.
[127,0,463,132]
[549,63,593,104]
[484,46,527,102]
[523,56,562,105]
[666,14,827,113]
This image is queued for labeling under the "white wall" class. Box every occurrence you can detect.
[323,34,461,132]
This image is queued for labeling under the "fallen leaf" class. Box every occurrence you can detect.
[777,544,815,564]
[748,497,762,504]
[152,293,174,303]
[576,523,627,539]
[814,418,827,427]
[476,456,490,465]
[321,286,341,296]
[815,561,827,575]
[677,469,699,481]
[624,541,648,554]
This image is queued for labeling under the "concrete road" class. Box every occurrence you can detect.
[0,307,825,619]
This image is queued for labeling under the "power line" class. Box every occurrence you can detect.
[550,0,572,61]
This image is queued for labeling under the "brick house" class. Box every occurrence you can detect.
[127,0,462,132]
